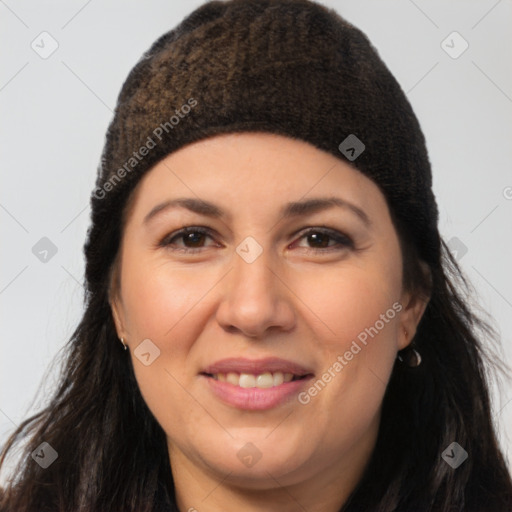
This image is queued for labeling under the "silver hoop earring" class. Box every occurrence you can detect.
[397,347,422,367]
[397,329,422,367]
[120,337,128,351]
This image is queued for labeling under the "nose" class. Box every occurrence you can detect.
[215,246,296,339]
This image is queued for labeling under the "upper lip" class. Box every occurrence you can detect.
[202,357,314,377]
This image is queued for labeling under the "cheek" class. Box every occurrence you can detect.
[121,257,210,343]
[294,257,402,353]
[290,254,403,435]
[296,254,402,414]
[120,259,215,431]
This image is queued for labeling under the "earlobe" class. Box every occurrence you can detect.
[398,261,432,349]
[398,291,430,350]
[110,297,126,340]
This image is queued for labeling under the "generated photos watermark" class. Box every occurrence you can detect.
[298,301,403,404]
[93,97,198,200]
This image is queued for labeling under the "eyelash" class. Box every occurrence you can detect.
[158,226,354,254]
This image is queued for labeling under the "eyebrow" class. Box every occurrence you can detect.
[143,196,372,228]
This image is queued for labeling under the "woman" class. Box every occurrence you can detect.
[1,0,511,510]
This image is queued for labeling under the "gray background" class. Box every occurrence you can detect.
[1,0,511,481]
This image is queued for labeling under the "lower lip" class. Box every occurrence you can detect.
[202,374,313,411]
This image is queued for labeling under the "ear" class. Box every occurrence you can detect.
[397,263,432,350]
[108,256,128,341]
[397,290,429,350]
[110,296,128,341]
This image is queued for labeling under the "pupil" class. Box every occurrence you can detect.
[186,232,203,246]
[309,233,328,248]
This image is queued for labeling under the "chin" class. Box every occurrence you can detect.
[193,433,316,487]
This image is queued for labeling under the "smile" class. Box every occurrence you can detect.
[200,357,314,410]
[206,371,304,388]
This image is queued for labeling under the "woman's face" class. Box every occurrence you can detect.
[111,132,427,494]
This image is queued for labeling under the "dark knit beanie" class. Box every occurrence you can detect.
[86,0,441,293]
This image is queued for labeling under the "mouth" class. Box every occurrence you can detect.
[200,371,310,389]
[199,357,314,410]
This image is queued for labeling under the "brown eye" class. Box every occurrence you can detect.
[293,228,354,252]
[160,227,216,253]
[159,226,354,255]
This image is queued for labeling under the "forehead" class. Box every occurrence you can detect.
[123,132,390,226]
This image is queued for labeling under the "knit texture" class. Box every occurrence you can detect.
[86,0,441,292]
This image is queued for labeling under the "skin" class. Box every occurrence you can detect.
[111,132,429,512]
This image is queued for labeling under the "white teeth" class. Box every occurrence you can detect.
[211,370,300,388]
[273,372,284,386]
[226,372,239,386]
[256,372,274,388]
[239,374,256,388]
